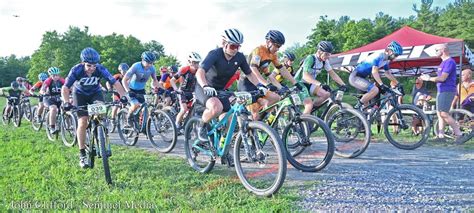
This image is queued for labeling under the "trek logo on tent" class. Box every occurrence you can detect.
[336,44,440,67]
[79,77,100,86]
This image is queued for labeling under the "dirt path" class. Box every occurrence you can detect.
[109,134,474,211]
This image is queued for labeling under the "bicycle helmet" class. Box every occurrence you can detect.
[47,67,60,75]
[80,47,100,63]
[387,41,403,56]
[16,77,24,82]
[188,52,202,62]
[11,81,19,89]
[283,52,296,61]
[265,30,285,45]
[141,51,157,63]
[118,63,129,72]
[169,65,178,73]
[222,28,244,44]
[317,41,334,53]
[38,72,48,81]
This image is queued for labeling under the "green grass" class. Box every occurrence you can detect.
[0,121,299,211]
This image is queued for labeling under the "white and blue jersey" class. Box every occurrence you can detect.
[65,64,116,96]
[355,52,390,78]
[125,62,157,90]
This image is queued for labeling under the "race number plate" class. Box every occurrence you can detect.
[144,95,154,104]
[87,103,107,115]
[234,92,253,105]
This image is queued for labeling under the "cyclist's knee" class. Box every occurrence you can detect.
[206,98,223,115]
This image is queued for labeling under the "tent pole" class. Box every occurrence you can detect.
[458,43,464,108]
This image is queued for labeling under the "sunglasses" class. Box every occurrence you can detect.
[228,43,241,50]
[272,43,282,48]
[85,63,97,68]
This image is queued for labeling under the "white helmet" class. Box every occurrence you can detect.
[222,28,244,44]
[188,52,202,62]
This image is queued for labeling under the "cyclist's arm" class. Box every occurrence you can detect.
[384,70,398,85]
[328,69,346,86]
[112,81,126,97]
[277,66,297,85]
[196,67,209,87]
[248,66,269,86]
[121,75,131,92]
[371,66,384,85]
[302,71,321,86]
[106,81,113,91]
[268,72,283,89]
[170,75,180,91]
[61,86,71,103]
[151,71,159,90]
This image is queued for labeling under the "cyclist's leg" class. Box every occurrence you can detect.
[438,92,461,137]
[111,93,120,120]
[37,96,44,120]
[176,94,188,128]
[195,85,224,141]
[301,83,314,114]
[310,84,330,107]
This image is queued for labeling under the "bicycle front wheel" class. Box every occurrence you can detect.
[61,111,77,147]
[31,106,43,131]
[116,109,138,146]
[234,121,287,197]
[13,106,22,127]
[384,104,430,150]
[283,115,334,172]
[2,106,11,125]
[327,108,371,158]
[147,109,177,153]
[97,126,112,185]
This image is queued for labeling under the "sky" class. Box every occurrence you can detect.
[0,0,453,64]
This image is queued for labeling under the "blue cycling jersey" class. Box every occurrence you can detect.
[355,52,390,78]
[65,63,116,96]
[125,62,157,90]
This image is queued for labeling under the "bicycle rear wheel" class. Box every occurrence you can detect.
[13,106,22,127]
[31,106,43,131]
[327,108,370,158]
[234,121,287,197]
[44,111,57,142]
[61,111,77,147]
[384,104,430,150]
[2,106,11,125]
[23,102,32,122]
[85,129,95,169]
[283,115,334,172]
[97,126,112,185]
[183,117,215,173]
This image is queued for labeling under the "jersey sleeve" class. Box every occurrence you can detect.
[98,66,117,85]
[324,59,333,71]
[125,63,137,79]
[160,73,169,82]
[239,54,252,75]
[65,67,78,88]
[33,82,42,89]
[249,48,261,67]
[43,78,52,87]
[302,55,315,73]
[200,50,218,72]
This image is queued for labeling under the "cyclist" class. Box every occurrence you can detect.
[349,41,402,110]
[171,52,201,132]
[238,30,299,120]
[269,52,297,87]
[16,77,32,96]
[106,63,129,125]
[61,47,128,168]
[29,72,49,122]
[195,28,269,142]
[294,41,348,114]
[0,81,25,120]
[157,65,177,106]
[40,67,65,134]
[122,51,159,126]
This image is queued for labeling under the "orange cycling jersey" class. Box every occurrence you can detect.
[32,81,43,90]
[248,45,283,76]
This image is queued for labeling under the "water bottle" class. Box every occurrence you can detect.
[266,113,276,125]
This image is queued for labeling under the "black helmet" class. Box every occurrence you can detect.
[11,81,19,89]
[284,52,296,61]
[265,30,285,45]
[317,41,334,53]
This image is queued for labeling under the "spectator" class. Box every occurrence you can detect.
[452,68,473,113]
[420,43,467,144]
[411,77,432,107]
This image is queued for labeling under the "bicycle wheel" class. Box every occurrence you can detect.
[384,104,430,150]
[283,115,334,172]
[116,109,138,146]
[85,129,95,169]
[183,117,215,173]
[23,102,32,122]
[97,126,112,185]
[434,109,473,142]
[147,109,177,153]
[13,106,22,127]
[327,108,371,158]
[31,106,43,131]
[234,121,287,197]
[2,106,11,125]
[61,112,77,147]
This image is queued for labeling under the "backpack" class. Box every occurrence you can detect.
[294,54,325,81]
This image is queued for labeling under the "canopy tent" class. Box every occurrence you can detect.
[329,26,472,76]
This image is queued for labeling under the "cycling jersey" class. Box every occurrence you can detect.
[43,77,65,96]
[294,54,332,83]
[32,81,43,91]
[0,87,23,97]
[354,52,389,78]
[125,62,157,90]
[65,63,116,96]
[200,47,251,90]
[173,66,196,92]
[274,63,294,83]
[248,45,283,75]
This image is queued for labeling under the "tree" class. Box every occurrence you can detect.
[437,0,474,47]
[411,0,441,34]
[0,55,31,87]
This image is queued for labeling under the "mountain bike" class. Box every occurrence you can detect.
[1,95,22,127]
[258,87,335,172]
[184,90,287,197]
[358,86,430,150]
[433,108,473,143]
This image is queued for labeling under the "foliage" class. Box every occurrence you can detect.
[0,55,31,87]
